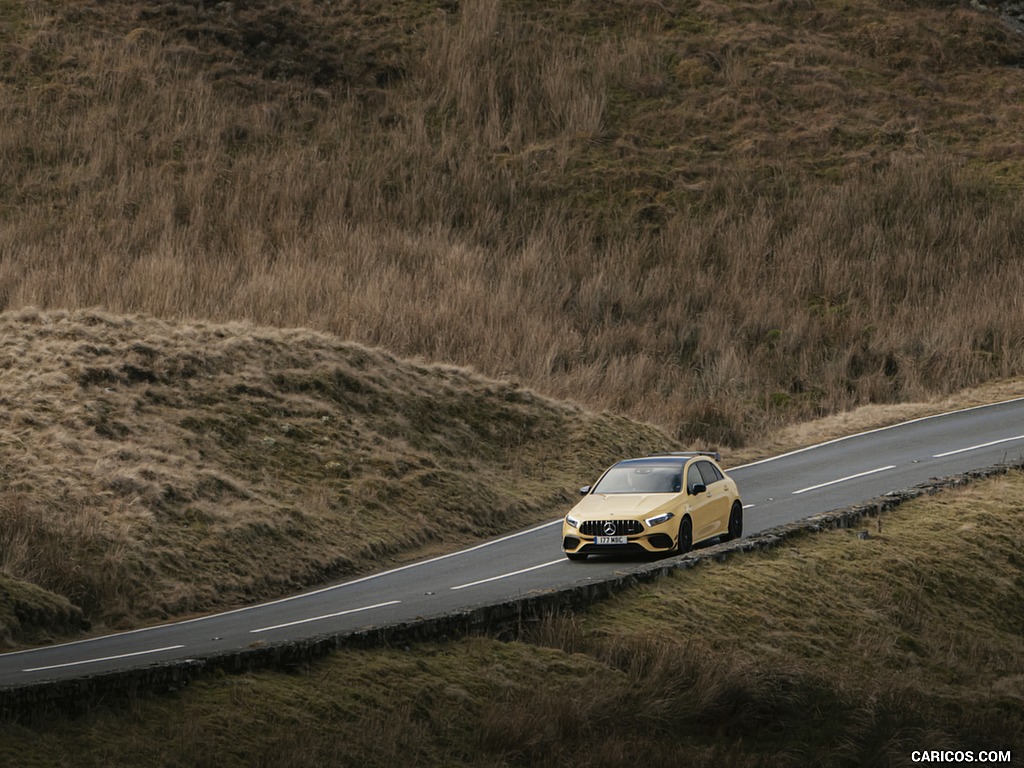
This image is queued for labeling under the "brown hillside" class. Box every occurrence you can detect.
[1,0,1023,445]
[0,308,672,643]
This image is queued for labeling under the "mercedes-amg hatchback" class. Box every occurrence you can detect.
[562,453,743,561]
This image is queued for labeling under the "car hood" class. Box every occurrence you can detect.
[569,493,677,520]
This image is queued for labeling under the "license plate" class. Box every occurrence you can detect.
[595,536,627,545]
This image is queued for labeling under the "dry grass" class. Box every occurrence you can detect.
[1,307,1020,646]
[1,0,1024,446]
[2,472,1021,767]
[0,308,672,642]
[0,1,1022,759]
[1,2,1022,759]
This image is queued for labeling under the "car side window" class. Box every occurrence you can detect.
[686,464,704,494]
[697,461,723,487]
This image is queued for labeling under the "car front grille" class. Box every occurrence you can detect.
[580,519,644,536]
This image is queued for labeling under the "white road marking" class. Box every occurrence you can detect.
[451,560,564,591]
[0,520,563,658]
[731,396,1024,471]
[742,503,755,509]
[9,396,1024,671]
[250,600,401,634]
[933,434,1024,458]
[792,465,896,495]
[23,645,185,673]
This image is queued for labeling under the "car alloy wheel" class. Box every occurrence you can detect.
[677,517,692,554]
[723,502,743,542]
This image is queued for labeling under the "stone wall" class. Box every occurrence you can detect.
[2,461,1020,720]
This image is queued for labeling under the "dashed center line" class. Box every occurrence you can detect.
[792,465,896,495]
[250,600,401,634]
[933,434,1024,458]
[23,645,186,673]
[451,560,564,591]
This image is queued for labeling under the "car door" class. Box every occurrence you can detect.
[696,460,731,538]
[685,461,717,543]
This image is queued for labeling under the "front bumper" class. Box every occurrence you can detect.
[562,530,675,556]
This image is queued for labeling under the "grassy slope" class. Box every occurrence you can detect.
[2,473,1021,768]
[3,307,1016,643]
[1,0,1024,444]
[0,308,674,643]
[0,0,1022,761]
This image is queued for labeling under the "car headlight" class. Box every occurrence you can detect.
[645,511,674,527]
[565,515,581,530]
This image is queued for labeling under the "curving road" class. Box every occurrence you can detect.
[2,397,1023,689]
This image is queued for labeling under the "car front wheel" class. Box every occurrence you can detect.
[677,517,692,554]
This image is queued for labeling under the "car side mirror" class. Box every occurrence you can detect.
[690,483,707,495]
[579,485,591,495]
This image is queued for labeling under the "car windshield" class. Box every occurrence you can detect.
[592,464,682,494]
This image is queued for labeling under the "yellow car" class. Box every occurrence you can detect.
[562,453,743,561]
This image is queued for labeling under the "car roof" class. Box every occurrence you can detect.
[647,451,721,461]
[614,458,680,466]
[612,452,721,466]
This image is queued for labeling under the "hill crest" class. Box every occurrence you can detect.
[0,308,673,644]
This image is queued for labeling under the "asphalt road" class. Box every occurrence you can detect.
[2,397,1023,688]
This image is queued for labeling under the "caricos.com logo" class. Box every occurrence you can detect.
[911,751,1012,764]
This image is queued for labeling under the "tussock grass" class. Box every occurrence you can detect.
[2,0,1024,445]
[3,307,1013,642]
[1,0,1022,759]
[3,472,1021,767]
[0,308,673,642]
